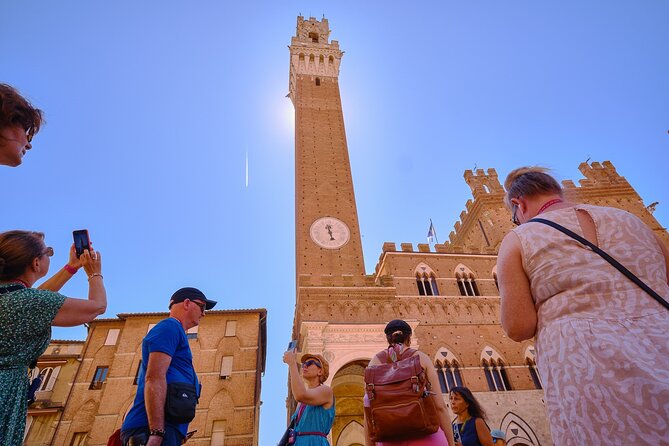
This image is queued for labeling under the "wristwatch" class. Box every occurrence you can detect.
[149,428,165,437]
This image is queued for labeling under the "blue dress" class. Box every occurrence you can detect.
[0,284,66,446]
[453,417,482,446]
[291,401,336,445]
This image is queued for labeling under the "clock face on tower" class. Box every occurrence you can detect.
[310,217,350,249]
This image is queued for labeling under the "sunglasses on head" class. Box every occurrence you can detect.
[302,359,322,368]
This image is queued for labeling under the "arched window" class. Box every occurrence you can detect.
[38,367,53,392]
[414,263,439,296]
[308,32,319,43]
[525,346,542,389]
[481,347,511,391]
[434,348,463,392]
[455,264,480,296]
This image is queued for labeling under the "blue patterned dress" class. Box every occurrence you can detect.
[0,283,66,446]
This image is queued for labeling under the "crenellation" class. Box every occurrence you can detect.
[417,243,431,252]
[400,242,414,252]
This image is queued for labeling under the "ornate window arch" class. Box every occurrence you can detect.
[481,346,511,391]
[415,263,439,296]
[434,347,463,392]
[455,264,480,296]
[525,346,542,389]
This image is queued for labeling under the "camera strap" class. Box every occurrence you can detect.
[529,218,669,311]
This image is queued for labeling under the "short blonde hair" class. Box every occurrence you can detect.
[504,166,562,209]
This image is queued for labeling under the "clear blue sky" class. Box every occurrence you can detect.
[2,1,668,443]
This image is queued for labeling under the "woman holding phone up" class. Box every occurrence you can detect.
[282,348,335,445]
[0,230,107,446]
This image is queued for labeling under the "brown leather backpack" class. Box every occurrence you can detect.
[364,348,440,441]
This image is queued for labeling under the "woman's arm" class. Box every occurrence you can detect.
[38,245,81,292]
[52,249,106,327]
[419,352,455,446]
[283,351,333,407]
[474,418,494,446]
[498,232,537,341]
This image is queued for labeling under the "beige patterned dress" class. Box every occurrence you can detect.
[512,204,669,445]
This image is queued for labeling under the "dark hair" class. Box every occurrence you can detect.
[386,330,410,345]
[0,230,46,280]
[504,166,562,209]
[0,84,44,140]
[450,386,487,420]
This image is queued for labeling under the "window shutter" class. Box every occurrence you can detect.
[220,356,233,378]
[224,321,237,337]
[105,329,120,345]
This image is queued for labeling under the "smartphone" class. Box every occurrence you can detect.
[287,340,298,351]
[73,229,91,258]
[185,430,197,440]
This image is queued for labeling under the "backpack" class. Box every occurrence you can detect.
[364,348,440,442]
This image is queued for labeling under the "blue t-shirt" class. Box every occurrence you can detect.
[122,318,199,437]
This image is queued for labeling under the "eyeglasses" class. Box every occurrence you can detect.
[511,204,520,226]
[302,359,322,369]
[190,300,206,315]
[40,247,54,257]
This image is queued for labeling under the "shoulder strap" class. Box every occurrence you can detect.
[529,218,669,311]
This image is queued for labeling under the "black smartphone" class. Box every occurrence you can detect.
[185,430,197,440]
[287,340,298,351]
[73,229,91,258]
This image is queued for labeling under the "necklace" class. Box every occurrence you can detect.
[537,198,563,215]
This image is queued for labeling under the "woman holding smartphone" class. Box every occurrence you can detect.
[0,230,107,446]
[282,348,335,445]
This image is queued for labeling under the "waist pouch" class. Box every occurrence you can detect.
[165,382,199,424]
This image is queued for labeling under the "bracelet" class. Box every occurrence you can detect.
[149,428,165,437]
[88,273,103,281]
[63,264,78,275]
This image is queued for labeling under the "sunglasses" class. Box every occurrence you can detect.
[190,300,206,315]
[41,247,54,257]
[511,204,520,226]
[302,359,322,369]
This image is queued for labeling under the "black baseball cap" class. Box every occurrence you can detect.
[384,319,412,335]
[169,287,217,310]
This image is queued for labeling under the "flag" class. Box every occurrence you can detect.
[427,219,438,244]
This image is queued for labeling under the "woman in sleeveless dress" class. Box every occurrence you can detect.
[282,350,335,445]
[0,230,107,446]
[449,386,493,446]
[497,167,669,445]
[363,319,455,446]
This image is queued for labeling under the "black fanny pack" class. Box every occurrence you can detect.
[165,381,199,424]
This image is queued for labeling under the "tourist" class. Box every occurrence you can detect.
[0,230,106,446]
[449,386,494,446]
[498,166,669,443]
[282,350,335,445]
[122,287,217,446]
[364,319,455,446]
[0,84,43,167]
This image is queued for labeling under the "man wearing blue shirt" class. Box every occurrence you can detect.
[121,287,217,446]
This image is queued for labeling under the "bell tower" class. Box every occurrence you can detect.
[289,16,365,281]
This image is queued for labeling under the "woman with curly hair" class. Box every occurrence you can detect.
[0,84,43,166]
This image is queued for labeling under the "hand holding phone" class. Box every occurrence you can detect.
[73,230,91,258]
